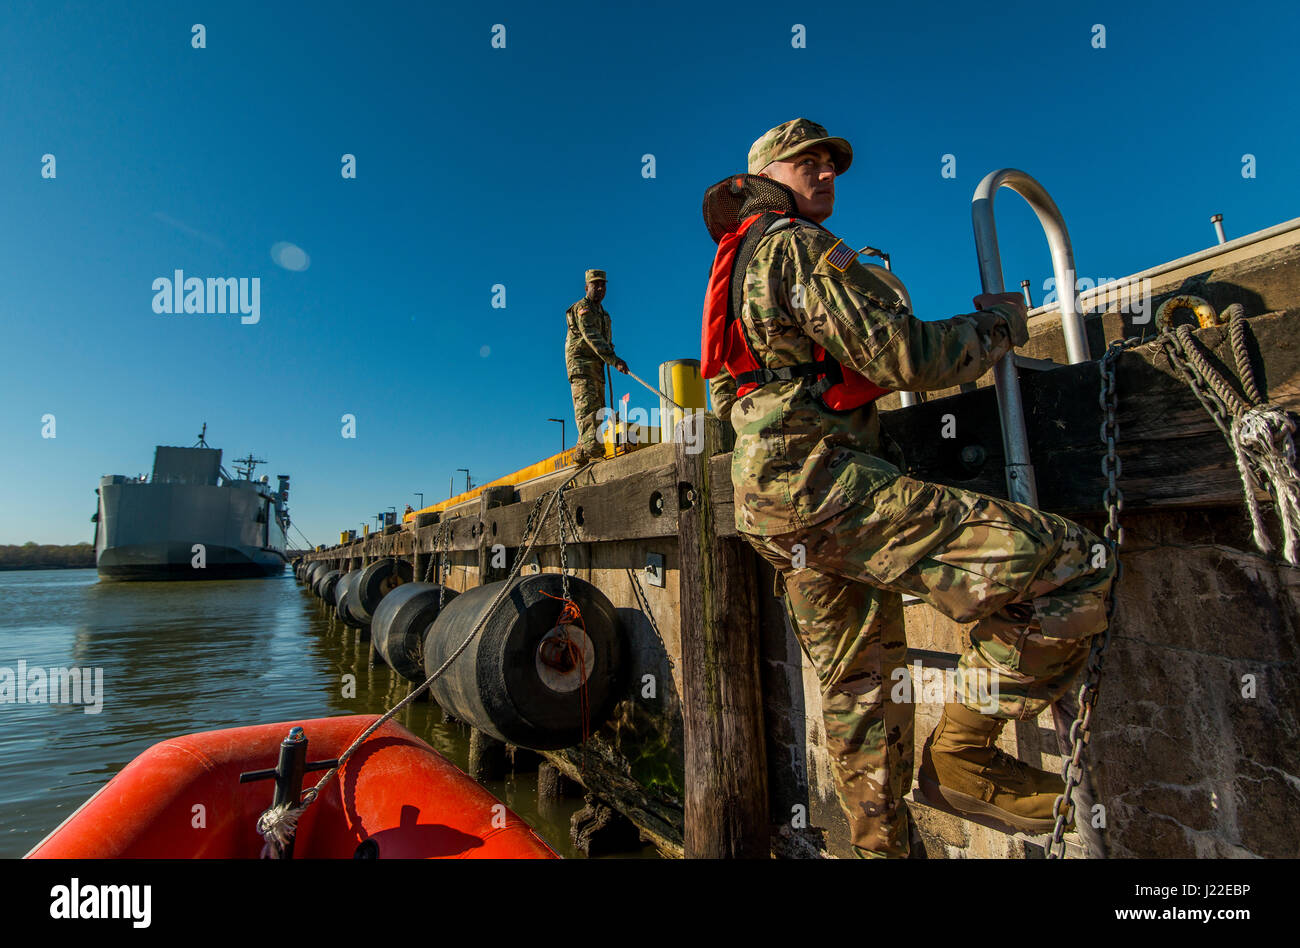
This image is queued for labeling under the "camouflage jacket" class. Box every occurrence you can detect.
[565,297,618,375]
[729,218,1022,535]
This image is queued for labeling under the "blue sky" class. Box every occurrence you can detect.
[3,0,1296,545]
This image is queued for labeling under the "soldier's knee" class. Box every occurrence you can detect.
[1053,524,1118,593]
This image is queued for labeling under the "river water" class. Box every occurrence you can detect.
[0,569,652,858]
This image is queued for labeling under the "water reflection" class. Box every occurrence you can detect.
[0,569,657,859]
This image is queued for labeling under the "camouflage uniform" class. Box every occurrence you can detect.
[565,269,620,459]
[720,119,1115,857]
[709,369,738,424]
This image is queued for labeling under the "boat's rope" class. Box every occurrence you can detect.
[256,803,301,860]
[256,461,594,858]
[1159,310,1300,564]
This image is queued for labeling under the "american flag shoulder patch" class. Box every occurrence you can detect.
[823,239,856,272]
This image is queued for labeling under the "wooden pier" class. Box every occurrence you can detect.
[303,233,1300,858]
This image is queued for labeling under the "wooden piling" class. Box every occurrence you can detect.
[468,728,507,782]
[538,760,578,804]
[478,485,518,584]
[414,512,437,583]
[674,412,770,858]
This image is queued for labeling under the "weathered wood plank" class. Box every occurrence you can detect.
[470,464,680,549]
[888,311,1298,515]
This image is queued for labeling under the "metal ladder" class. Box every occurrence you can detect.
[974,170,1107,859]
[972,168,1091,505]
[901,172,1104,858]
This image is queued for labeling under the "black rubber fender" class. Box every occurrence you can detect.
[423,573,626,750]
[307,562,330,591]
[354,558,414,624]
[320,570,344,606]
[371,582,460,683]
[312,566,335,599]
[335,570,368,628]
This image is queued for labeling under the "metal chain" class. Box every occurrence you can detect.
[626,566,674,670]
[1159,328,1236,438]
[437,522,450,608]
[522,494,548,578]
[1175,324,1252,416]
[1050,321,1241,855]
[1047,336,1143,858]
[556,487,575,603]
[422,524,438,582]
[423,517,460,605]
[521,483,579,598]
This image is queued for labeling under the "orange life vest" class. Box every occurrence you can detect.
[701,212,890,411]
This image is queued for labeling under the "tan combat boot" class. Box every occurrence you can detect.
[918,702,1068,835]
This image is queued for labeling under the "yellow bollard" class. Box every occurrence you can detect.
[659,359,706,444]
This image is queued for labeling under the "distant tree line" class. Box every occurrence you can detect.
[0,542,96,570]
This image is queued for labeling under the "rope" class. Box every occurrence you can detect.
[1225,304,1264,406]
[255,461,595,857]
[1159,312,1300,566]
[1231,407,1300,563]
[291,524,315,552]
[256,804,301,860]
[1173,324,1251,415]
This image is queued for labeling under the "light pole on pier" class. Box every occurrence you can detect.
[547,418,565,454]
[415,492,424,509]
[457,468,471,493]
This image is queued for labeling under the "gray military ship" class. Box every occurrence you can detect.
[94,425,292,580]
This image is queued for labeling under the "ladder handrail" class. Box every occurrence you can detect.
[971,169,1087,506]
[973,169,1090,365]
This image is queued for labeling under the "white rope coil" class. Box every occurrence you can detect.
[1230,405,1300,565]
[256,803,302,859]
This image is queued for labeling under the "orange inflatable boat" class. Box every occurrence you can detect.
[26,715,558,859]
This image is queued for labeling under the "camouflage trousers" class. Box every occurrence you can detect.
[744,474,1115,857]
[568,367,606,455]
